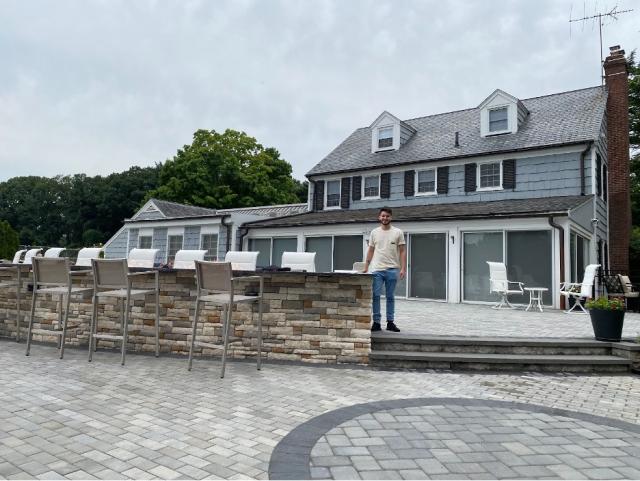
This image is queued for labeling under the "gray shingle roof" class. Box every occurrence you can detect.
[307,86,607,176]
[150,199,219,219]
[218,203,308,217]
[244,195,592,228]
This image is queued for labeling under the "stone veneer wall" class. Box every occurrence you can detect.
[0,270,372,365]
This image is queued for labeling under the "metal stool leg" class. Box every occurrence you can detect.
[16,269,22,342]
[60,292,72,359]
[257,298,263,371]
[88,294,98,362]
[25,289,38,356]
[187,296,201,371]
[155,272,160,357]
[220,304,231,379]
[57,294,64,350]
[122,291,131,366]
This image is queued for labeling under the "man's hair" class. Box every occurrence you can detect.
[379,207,392,215]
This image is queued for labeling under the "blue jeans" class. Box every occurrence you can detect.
[372,268,399,323]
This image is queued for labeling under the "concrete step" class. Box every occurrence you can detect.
[369,350,632,373]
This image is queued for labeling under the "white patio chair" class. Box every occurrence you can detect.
[486,261,524,309]
[11,250,26,264]
[352,262,366,273]
[225,251,259,271]
[187,261,263,378]
[619,275,640,311]
[25,258,93,358]
[560,264,600,313]
[172,249,207,269]
[75,247,103,267]
[88,258,160,365]
[281,252,316,272]
[23,248,43,265]
[44,248,65,258]
[127,248,159,268]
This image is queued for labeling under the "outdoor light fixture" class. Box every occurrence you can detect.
[450,235,455,244]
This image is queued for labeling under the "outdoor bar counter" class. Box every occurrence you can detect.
[0,267,372,365]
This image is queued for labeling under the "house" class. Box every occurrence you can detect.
[241,46,631,308]
[103,198,307,264]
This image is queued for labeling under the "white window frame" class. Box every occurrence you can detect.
[166,234,184,263]
[415,168,437,196]
[305,234,365,272]
[362,174,381,200]
[200,233,219,261]
[477,161,503,191]
[324,179,342,210]
[376,126,394,151]
[138,235,153,249]
[488,106,510,135]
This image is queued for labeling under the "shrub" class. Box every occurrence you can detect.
[585,297,625,311]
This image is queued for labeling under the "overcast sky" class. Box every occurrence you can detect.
[1,0,638,182]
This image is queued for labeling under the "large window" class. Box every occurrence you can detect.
[248,238,271,268]
[305,235,363,272]
[201,233,218,261]
[325,180,341,208]
[570,232,590,282]
[463,232,504,302]
[410,233,447,300]
[138,236,152,249]
[248,237,297,267]
[378,127,393,148]
[363,175,380,198]
[167,235,183,263]
[489,107,508,132]
[416,169,436,195]
[478,162,501,189]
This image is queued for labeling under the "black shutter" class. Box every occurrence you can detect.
[380,173,391,199]
[404,170,415,197]
[464,163,477,192]
[352,176,362,201]
[502,159,516,189]
[596,155,602,197]
[437,166,449,194]
[603,166,607,203]
[340,177,351,208]
[313,180,325,211]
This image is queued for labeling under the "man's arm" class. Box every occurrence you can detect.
[399,244,407,280]
[364,245,375,273]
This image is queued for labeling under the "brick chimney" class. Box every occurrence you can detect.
[604,45,631,273]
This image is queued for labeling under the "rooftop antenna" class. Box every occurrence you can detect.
[569,3,633,83]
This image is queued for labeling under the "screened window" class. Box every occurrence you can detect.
[326,180,341,208]
[167,235,183,263]
[489,107,508,132]
[378,127,393,148]
[201,234,218,261]
[138,236,152,249]
[272,238,297,267]
[507,231,552,305]
[416,169,436,194]
[479,162,501,189]
[248,238,271,268]
[463,232,503,302]
[602,164,608,203]
[570,232,590,282]
[306,237,332,272]
[363,175,380,198]
[333,236,363,271]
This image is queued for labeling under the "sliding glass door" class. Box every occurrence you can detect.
[410,233,447,300]
[463,232,503,302]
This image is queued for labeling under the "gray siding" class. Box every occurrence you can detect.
[153,228,168,264]
[184,226,201,250]
[104,229,129,259]
[569,198,595,232]
[400,123,414,145]
[128,228,138,253]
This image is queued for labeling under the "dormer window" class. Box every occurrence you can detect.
[377,127,393,149]
[325,179,341,208]
[489,107,508,133]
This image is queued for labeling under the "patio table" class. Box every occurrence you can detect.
[524,287,548,312]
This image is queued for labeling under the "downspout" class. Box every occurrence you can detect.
[548,216,565,310]
[220,215,232,253]
[237,225,250,252]
[579,141,593,196]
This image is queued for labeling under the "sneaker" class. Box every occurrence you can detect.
[386,322,400,332]
[371,322,382,332]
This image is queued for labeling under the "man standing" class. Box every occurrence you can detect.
[364,207,406,332]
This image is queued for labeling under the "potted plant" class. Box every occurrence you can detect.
[586,297,626,341]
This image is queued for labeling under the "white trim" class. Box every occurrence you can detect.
[324,179,342,209]
[362,174,381,200]
[200,232,219,260]
[487,106,511,135]
[166,232,184,262]
[125,218,222,229]
[375,125,396,152]
[200,224,219,235]
[167,226,185,236]
[415,168,437,196]
[138,234,153,249]
[131,199,166,220]
[139,228,153,237]
[476,160,503,191]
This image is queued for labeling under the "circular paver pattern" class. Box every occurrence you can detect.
[269,398,640,480]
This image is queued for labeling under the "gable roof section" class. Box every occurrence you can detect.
[244,195,592,228]
[307,86,606,176]
[130,198,219,221]
[218,203,308,217]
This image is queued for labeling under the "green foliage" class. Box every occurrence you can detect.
[628,52,640,276]
[0,220,19,260]
[585,297,625,311]
[629,50,640,150]
[148,129,306,208]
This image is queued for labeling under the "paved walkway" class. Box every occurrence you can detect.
[2,340,640,479]
[393,299,640,338]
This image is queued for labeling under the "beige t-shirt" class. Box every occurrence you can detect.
[369,226,406,271]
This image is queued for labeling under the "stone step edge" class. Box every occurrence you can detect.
[369,350,632,365]
[371,333,639,349]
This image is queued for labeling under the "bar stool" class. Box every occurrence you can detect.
[23,248,43,265]
[187,261,264,378]
[88,259,160,365]
[0,264,27,341]
[25,257,93,358]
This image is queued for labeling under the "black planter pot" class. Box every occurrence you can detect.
[589,309,625,341]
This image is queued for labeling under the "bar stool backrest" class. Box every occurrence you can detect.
[281,252,316,272]
[44,248,65,258]
[352,261,366,272]
[75,247,103,267]
[173,250,207,269]
[195,261,232,293]
[32,257,70,286]
[128,248,159,268]
[224,251,258,271]
[92,259,128,289]
[23,248,43,265]
[12,249,26,264]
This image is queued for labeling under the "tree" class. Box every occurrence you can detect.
[148,129,305,208]
[0,220,19,260]
[628,51,640,275]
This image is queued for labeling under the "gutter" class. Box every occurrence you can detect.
[579,141,594,196]
[548,216,565,310]
[220,215,232,253]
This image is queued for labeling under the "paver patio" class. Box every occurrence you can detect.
[2,299,640,479]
